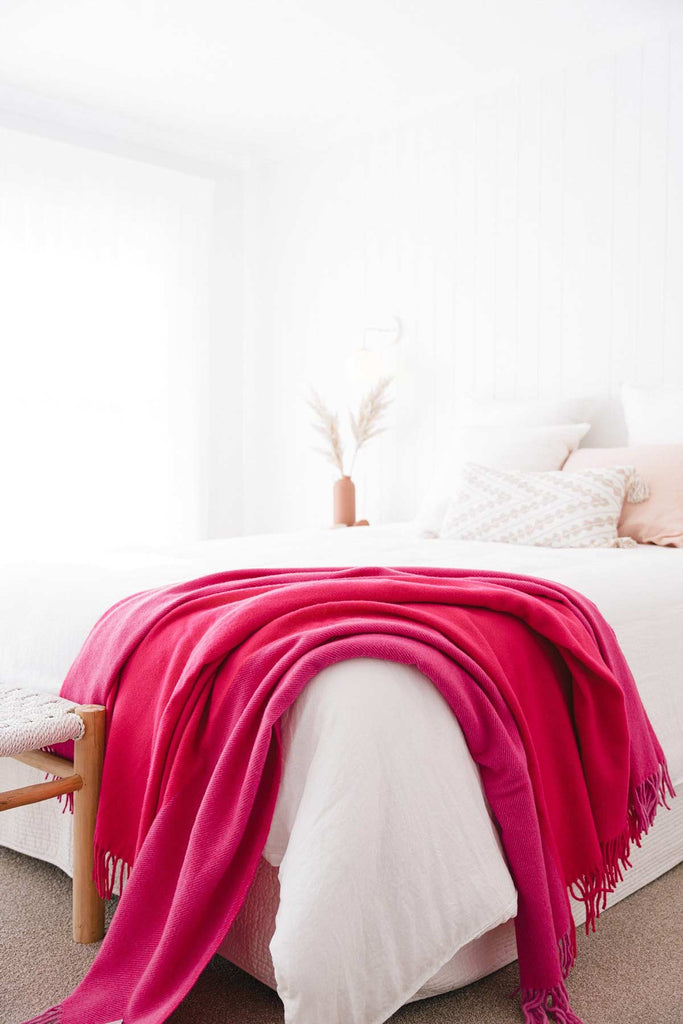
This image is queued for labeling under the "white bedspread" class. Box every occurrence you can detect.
[1,527,682,1024]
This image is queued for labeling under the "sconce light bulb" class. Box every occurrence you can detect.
[345,347,384,388]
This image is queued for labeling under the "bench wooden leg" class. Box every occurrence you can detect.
[72,705,106,943]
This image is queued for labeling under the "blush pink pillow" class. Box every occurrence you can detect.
[563,445,683,547]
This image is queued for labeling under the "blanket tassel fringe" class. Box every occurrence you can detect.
[519,764,674,1024]
[42,748,75,815]
[521,983,583,1023]
[19,1007,61,1024]
[558,929,577,978]
[94,846,131,900]
[571,762,675,933]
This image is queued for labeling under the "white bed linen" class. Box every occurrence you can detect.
[0,528,681,1024]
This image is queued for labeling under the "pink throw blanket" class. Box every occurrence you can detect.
[23,566,673,1024]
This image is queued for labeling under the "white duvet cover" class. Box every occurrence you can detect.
[1,527,682,1024]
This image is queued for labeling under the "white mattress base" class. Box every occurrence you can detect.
[218,789,683,1000]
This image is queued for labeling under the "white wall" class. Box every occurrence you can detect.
[0,125,244,550]
[207,174,246,539]
[241,26,683,534]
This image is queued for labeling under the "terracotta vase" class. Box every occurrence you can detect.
[333,475,356,527]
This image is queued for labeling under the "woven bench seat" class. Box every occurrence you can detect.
[0,684,106,943]
[0,685,85,757]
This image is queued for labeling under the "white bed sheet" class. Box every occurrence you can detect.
[0,527,681,1024]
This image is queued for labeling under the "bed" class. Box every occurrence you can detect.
[1,525,682,1023]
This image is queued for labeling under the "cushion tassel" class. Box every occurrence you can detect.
[625,470,650,504]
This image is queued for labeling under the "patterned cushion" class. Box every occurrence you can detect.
[440,463,650,549]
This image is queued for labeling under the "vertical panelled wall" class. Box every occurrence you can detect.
[241,29,683,534]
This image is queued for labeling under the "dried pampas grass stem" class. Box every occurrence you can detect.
[308,389,345,474]
[349,376,392,474]
[308,376,393,477]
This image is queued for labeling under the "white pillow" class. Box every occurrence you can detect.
[415,423,590,537]
[458,395,594,428]
[440,463,649,549]
[622,384,683,444]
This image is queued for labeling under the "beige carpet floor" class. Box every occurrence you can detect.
[1,847,681,1024]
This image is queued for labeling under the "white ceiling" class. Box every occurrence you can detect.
[0,0,680,172]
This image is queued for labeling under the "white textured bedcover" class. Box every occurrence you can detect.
[1,527,681,1024]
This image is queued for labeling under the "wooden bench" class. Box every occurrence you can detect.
[0,686,106,943]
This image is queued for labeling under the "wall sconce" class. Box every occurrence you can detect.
[345,316,402,387]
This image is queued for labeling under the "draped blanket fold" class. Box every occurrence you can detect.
[23,566,673,1024]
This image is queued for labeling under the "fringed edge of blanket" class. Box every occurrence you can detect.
[558,928,577,978]
[521,981,584,1023]
[518,762,675,1024]
[570,760,675,934]
[94,845,132,900]
[49,782,74,815]
[19,1006,62,1024]
[40,746,76,815]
